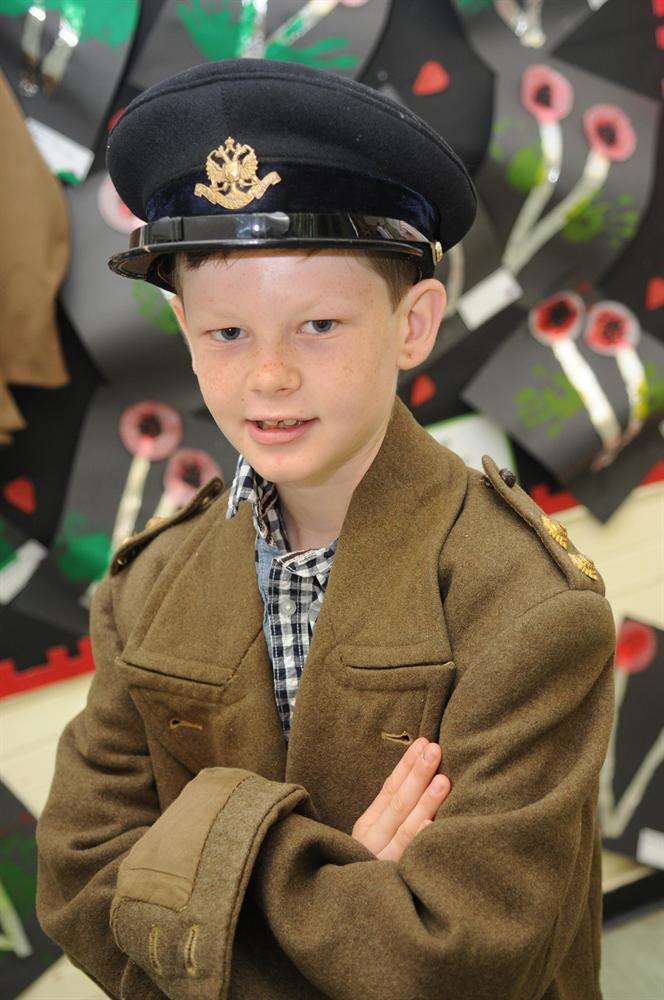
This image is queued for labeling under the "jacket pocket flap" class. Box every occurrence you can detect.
[338,634,452,669]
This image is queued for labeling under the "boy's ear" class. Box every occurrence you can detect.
[168,295,196,372]
[397,278,447,373]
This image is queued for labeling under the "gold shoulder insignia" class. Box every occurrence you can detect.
[481,455,605,594]
[110,476,225,576]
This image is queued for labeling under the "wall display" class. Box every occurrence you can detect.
[425,411,515,473]
[129,0,391,89]
[0,0,139,182]
[58,168,202,409]
[10,383,236,636]
[453,0,599,58]
[0,381,25,447]
[0,514,46,605]
[0,780,61,996]
[0,604,92,697]
[396,196,519,387]
[462,287,664,519]
[360,0,493,176]
[0,68,70,448]
[476,59,658,312]
[600,618,664,872]
[548,475,664,631]
[1,5,663,993]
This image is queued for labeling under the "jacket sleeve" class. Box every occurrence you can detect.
[35,573,165,999]
[109,587,616,1000]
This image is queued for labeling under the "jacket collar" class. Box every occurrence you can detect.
[118,395,469,786]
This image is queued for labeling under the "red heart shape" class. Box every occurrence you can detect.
[4,477,36,514]
[412,61,450,96]
[645,276,664,310]
[410,373,436,408]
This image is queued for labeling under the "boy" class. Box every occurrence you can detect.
[35,58,616,999]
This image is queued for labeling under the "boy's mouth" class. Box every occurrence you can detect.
[249,418,313,429]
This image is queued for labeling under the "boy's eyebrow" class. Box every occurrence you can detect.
[197,294,356,320]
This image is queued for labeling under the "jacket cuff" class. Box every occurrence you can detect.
[119,959,166,999]
[109,767,319,1000]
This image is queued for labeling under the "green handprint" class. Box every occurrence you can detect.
[514,365,585,438]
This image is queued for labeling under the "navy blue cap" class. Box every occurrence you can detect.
[106,57,477,292]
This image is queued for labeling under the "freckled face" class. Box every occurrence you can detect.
[175,250,402,489]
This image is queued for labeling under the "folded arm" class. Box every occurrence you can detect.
[110,588,616,1000]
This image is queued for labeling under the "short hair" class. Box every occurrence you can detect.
[165,246,422,312]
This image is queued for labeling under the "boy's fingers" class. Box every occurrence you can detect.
[352,737,427,834]
[377,819,432,862]
[367,742,442,848]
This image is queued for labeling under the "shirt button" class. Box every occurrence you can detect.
[283,599,296,615]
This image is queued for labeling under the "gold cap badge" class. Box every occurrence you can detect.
[194,136,282,210]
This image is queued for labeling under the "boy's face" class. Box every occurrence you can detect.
[170,248,445,491]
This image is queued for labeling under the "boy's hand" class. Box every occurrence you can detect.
[351,738,451,861]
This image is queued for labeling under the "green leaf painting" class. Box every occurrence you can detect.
[0,0,138,47]
[265,35,358,69]
[506,143,546,194]
[455,0,492,14]
[53,512,111,584]
[175,0,254,59]
[176,0,358,69]
[0,519,17,572]
[514,364,585,438]
[562,192,638,247]
[0,833,36,926]
[642,361,664,419]
[131,282,179,334]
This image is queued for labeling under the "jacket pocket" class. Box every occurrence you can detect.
[337,654,457,750]
[308,645,456,832]
[115,657,240,780]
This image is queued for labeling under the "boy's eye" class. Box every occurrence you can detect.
[303,319,337,334]
[208,320,338,343]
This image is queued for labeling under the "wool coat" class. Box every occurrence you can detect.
[35,394,616,1000]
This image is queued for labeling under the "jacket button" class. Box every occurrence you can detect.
[499,468,517,487]
[283,598,296,615]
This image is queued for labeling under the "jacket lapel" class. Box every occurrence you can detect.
[117,396,470,828]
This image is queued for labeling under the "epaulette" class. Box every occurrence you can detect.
[480,455,605,595]
[109,475,225,576]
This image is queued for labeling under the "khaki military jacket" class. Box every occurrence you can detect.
[35,395,616,1000]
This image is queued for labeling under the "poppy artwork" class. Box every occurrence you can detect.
[8,383,239,638]
[461,284,664,520]
[80,400,185,609]
[500,63,575,275]
[583,301,650,461]
[600,619,664,871]
[58,168,201,410]
[438,19,660,331]
[158,447,223,516]
[0,0,139,182]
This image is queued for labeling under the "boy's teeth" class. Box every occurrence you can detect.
[259,419,304,428]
